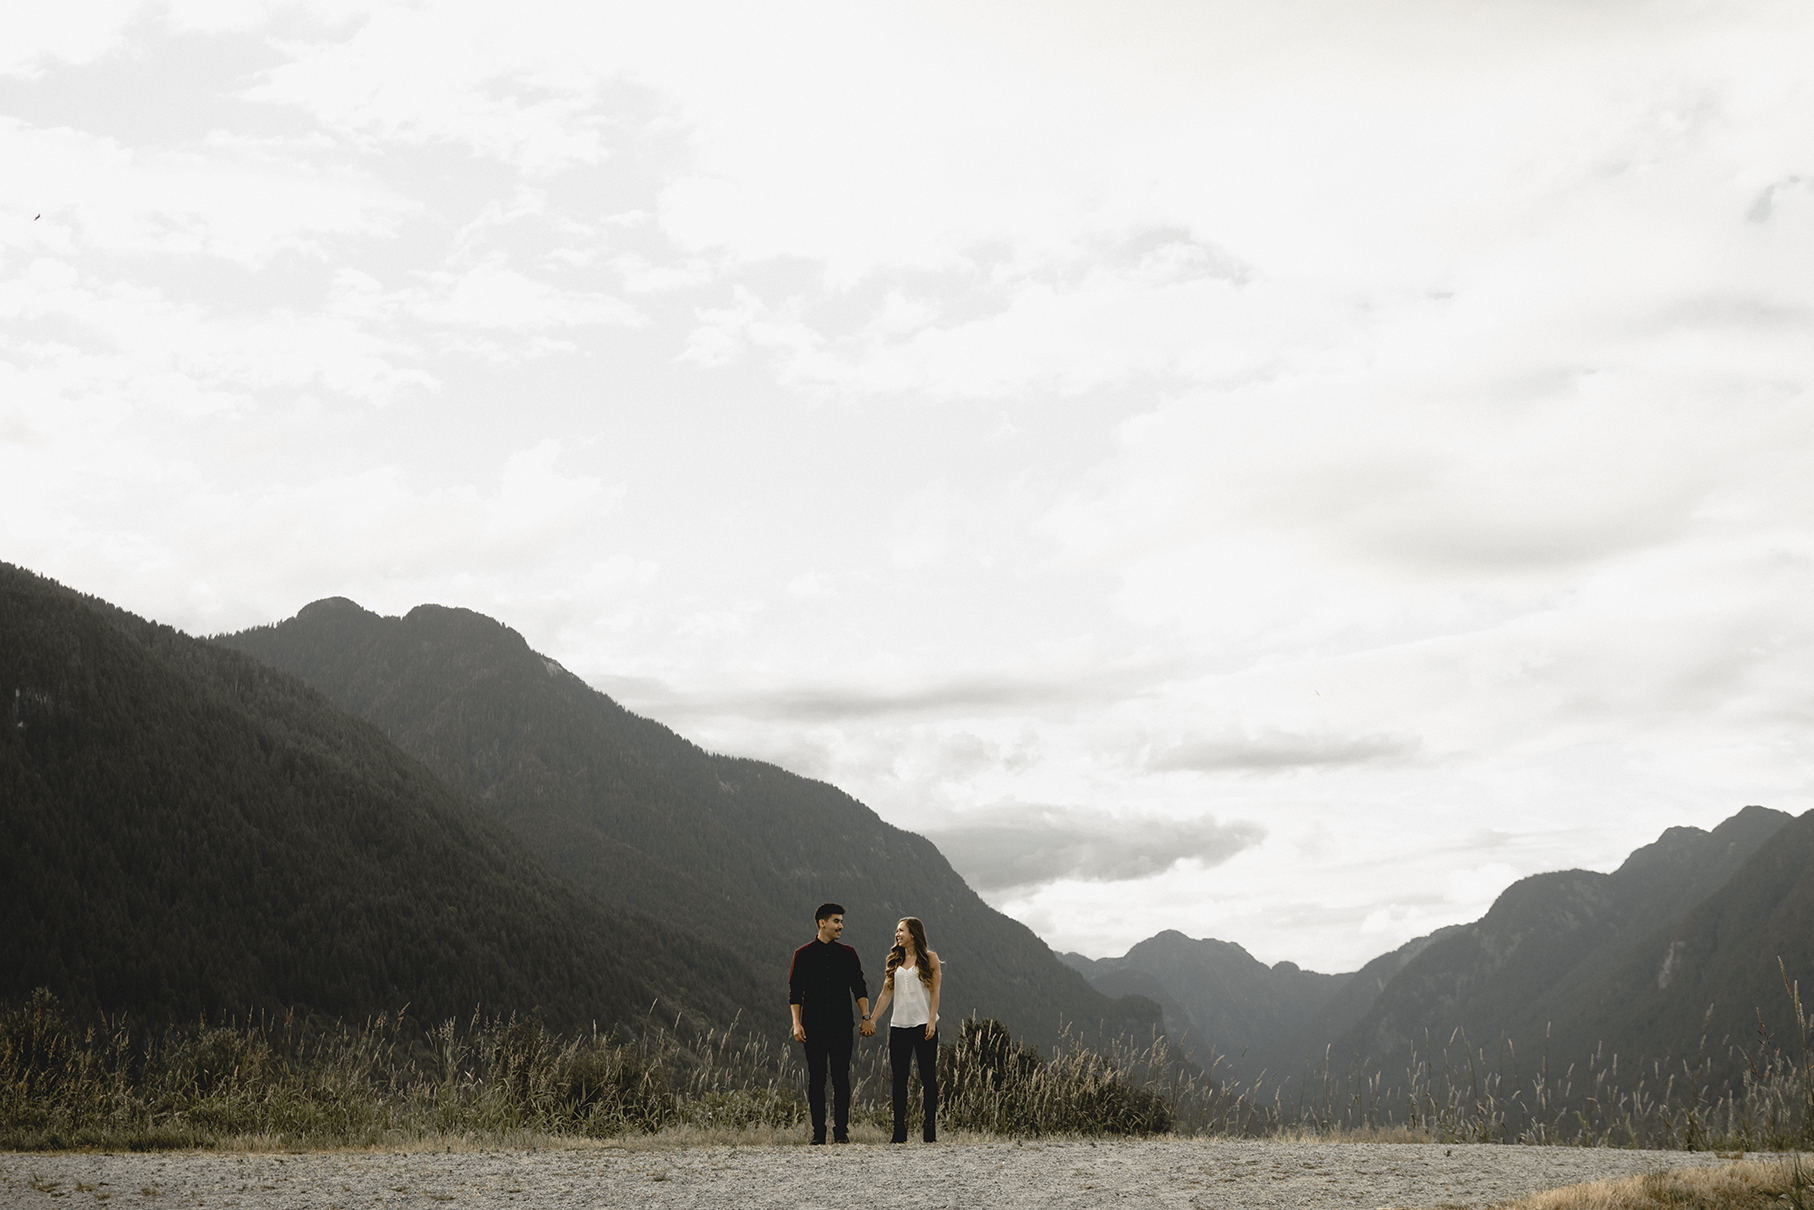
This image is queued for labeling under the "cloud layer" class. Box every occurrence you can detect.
[5,0,1812,969]
[1148,731,1417,774]
[924,805,1265,893]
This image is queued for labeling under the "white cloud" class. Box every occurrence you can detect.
[409,261,642,331]
[787,571,832,599]
[0,258,432,414]
[247,4,616,175]
[0,120,411,265]
[0,1,139,76]
[5,0,1813,972]
[923,802,1265,893]
[1148,729,1418,774]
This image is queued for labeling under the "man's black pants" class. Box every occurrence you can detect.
[803,1028,853,1142]
[889,1025,939,1142]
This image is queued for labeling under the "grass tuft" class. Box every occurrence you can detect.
[1474,1154,1814,1210]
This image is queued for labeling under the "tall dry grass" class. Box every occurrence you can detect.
[0,991,1168,1150]
[1478,1154,1814,1210]
[1163,964,1814,1151]
[3,964,1809,1152]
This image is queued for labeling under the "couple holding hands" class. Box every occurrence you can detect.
[788,903,942,1145]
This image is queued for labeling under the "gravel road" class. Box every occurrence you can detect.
[0,1140,1750,1209]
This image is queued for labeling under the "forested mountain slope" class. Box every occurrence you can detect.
[220,598,1158,1048]
[1063,807,1800,1088]
[1328,806,1793,1079]
[1262,926,1463,1077]
[1548,807,1814,1087]
[1,563,761,1031]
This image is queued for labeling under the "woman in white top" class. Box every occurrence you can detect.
[866,916,941,1143]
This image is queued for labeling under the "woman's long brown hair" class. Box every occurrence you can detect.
[885,917,936,988]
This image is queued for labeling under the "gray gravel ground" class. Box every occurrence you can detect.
[0,1140,1752,1209]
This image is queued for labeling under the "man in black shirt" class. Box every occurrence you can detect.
[789,902,871,1144]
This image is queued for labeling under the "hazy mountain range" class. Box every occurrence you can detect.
[3,564,1154,1047]
[6,559,1809,1091]
[216,595,1158,1048]
[1064,805,1813,1088]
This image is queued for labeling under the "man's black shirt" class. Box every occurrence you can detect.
[788,938,869,1034]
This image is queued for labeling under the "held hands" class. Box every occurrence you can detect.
[858,1017,876,1037]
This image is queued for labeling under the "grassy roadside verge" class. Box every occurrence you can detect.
[1475,1154,1814,1210]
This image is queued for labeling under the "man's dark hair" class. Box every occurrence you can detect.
[815,902,846,922]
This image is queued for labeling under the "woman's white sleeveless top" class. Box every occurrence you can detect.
[891,962,933,1028]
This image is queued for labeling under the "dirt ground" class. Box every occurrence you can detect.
[0,1139,1752,1209]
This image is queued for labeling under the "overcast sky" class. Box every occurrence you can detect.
[5,1,1811,971]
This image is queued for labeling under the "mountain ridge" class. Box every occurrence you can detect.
[1062,806,1800,1087]
[1546,806,1814,1086]
[219,597,1160,1049]
[1,563,761,1033]
[1330,805,1793,1079]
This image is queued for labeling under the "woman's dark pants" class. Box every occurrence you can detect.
[803,1030,853,1143]
[889,1025,939,1142]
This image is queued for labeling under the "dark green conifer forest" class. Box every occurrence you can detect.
[0,562,762,1033]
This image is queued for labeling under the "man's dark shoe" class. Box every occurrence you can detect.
[833,1133,850,1144]
[811,1136,826,1145]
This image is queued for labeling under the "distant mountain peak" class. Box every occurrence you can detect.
[402,602,500,624]
[1060,807,1798,1088]
[296,596,374,619]
[1614,805,1790,881]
